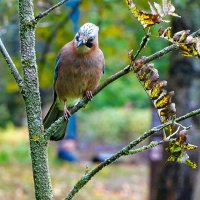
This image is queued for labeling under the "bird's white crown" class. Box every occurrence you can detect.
[78,23,99,39]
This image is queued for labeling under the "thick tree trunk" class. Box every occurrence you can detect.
[18,0,53,199]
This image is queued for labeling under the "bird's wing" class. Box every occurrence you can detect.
[43,54,66,140]
[54,53,61,82]
[43,97,66,141]
[53,53,62,101]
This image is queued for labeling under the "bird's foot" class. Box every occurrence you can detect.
[85,91,93,101]
[64,108,71,120]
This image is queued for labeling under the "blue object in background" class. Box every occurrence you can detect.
[58,148,78,162]
[65,0,81,33]
[58,115,79,162]
[64,115,77,140]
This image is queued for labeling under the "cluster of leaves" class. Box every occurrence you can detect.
[131,59,176,135]
[168,130,198,169]
[126,0,198,168]
[159,27,200,57]
[125,0,180,28]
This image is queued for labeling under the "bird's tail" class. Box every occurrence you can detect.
[43,99,66,141]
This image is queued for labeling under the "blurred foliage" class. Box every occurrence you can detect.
[0,126,30,164]
[0,0,171,127]
[78,108,151,145]
[0,125,58,164]
[0,125,148,200]
[174,0,200,9]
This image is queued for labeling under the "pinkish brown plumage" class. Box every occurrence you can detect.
[44,23,105,140]
[55,41,104,100]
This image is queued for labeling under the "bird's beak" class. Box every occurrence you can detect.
[76,40,84,48]
[76,37,87,48]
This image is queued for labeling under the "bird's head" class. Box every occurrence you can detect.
[74,23,99,50]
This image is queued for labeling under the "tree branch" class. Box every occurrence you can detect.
[0,38,24,88]
[19,0,53,198]
[128,140,165,155]
[44,28,200,139]
[35,0,69,22]
[64,107,200,200]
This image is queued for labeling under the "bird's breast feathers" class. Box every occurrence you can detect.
[55,45,104,101]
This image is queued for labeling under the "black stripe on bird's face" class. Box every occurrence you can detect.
[85,37,94,48]
[85,41,93,48]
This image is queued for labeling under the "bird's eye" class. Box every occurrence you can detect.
[88,37,93,42]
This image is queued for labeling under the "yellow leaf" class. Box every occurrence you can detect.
[151,84,163,100]
[182,143,198,151]
[173,30,190,42]
[185,159,198,169]
[180,44,198,57]
[168,155,176,162]
[177,151,189,163]
[159,103,176,117]
[150,81,166,100]
[126,0,162,28]
[144,79,154,90]
[137,64,152,81]
[158,27,172,41]
[155,91,174,109]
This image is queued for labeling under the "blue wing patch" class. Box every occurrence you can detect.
[54,56,61,81]
[53,56,61,101]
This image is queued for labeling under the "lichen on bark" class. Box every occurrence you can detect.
[18,0,53,199]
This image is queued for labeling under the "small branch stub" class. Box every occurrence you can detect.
[35,0,69,22]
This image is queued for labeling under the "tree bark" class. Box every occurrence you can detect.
[18,0,53,199]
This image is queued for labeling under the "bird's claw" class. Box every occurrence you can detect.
[64,108,71,120]
[85,91,93,100]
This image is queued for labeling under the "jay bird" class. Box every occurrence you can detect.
[44,23,105,141]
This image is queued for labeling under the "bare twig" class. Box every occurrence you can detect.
[133,29,150,60]
[128,140,170,155]
[35,0,69,22]
[64,107,200,200]
[0,38,23,87]
[128,125,186,155]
